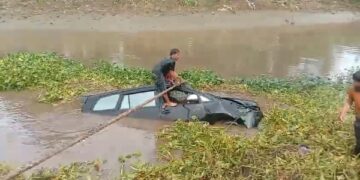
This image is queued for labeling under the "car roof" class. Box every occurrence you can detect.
[120,85,157,94]
[85,84,206,98]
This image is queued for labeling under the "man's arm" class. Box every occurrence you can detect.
[339,92,353,122]
[168,70,178,78]
[168,70,184,84]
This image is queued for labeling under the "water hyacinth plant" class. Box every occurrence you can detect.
[0,52,224,103]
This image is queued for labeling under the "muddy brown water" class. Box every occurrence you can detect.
[0,22,360,78]
[0,19,360,177]
[0,91,166,177]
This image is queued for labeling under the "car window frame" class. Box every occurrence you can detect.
[119,90,159,110]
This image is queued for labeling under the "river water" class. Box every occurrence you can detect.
[0,20,360,177]
[0,22,359,78]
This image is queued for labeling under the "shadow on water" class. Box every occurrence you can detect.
[0,22,359,78]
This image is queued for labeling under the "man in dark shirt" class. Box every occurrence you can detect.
[152,48,181,108]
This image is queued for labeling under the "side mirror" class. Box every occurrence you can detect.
[186,94,199,103]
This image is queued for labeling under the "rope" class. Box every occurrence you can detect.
[45,127,96,134]
[5,83,180,180]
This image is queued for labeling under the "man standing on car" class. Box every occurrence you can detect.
[339,70,360,155]
[152,48,181,108]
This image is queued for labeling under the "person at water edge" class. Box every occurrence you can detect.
[339,70,360,155]
[152,48,182,108]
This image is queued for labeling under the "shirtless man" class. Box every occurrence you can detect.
[339,70,360,155]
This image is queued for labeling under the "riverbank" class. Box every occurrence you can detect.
[1,0,360,32]
[1,0,359,21]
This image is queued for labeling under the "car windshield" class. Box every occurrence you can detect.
[168,89,213,104]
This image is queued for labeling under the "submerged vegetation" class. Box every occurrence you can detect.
[0,161,102,180]
[1,52,360,179]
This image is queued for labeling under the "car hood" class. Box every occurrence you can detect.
[202,101,235,120]
[208,96,263,128]
[220,97,260,109]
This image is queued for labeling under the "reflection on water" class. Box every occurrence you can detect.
[0,96,42,164]
[330,45,360,75]
[0,22,359,78]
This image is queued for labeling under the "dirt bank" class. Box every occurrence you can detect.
[0,10,358,32]
[0,0,359,20]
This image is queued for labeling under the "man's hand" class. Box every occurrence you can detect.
[174,77,185,85]
[339,94,352,123]
[339,113,346,123]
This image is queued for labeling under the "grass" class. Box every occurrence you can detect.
[1,52,360,179]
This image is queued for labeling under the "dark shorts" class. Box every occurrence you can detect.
[153,71,166,93]
[354,118,360,154]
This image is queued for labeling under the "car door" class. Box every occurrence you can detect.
[118,90,160,119]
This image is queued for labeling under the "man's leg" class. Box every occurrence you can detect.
[354,118,360,155]
[155,72,176,108]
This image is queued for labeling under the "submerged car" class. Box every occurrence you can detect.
[81,84,263,128]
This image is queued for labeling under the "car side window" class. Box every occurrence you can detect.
[93,94,120,111]
[120,91,156,109]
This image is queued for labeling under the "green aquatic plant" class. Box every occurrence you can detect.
[0,161,101,180]
[29,161,101,180]
[182,0,198,6]
[0,53,85,91]
[92,62,153,88]
[236,75,334,94]
[0,164,24,180]
[0,52,224,103]
[179,69,224,88]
